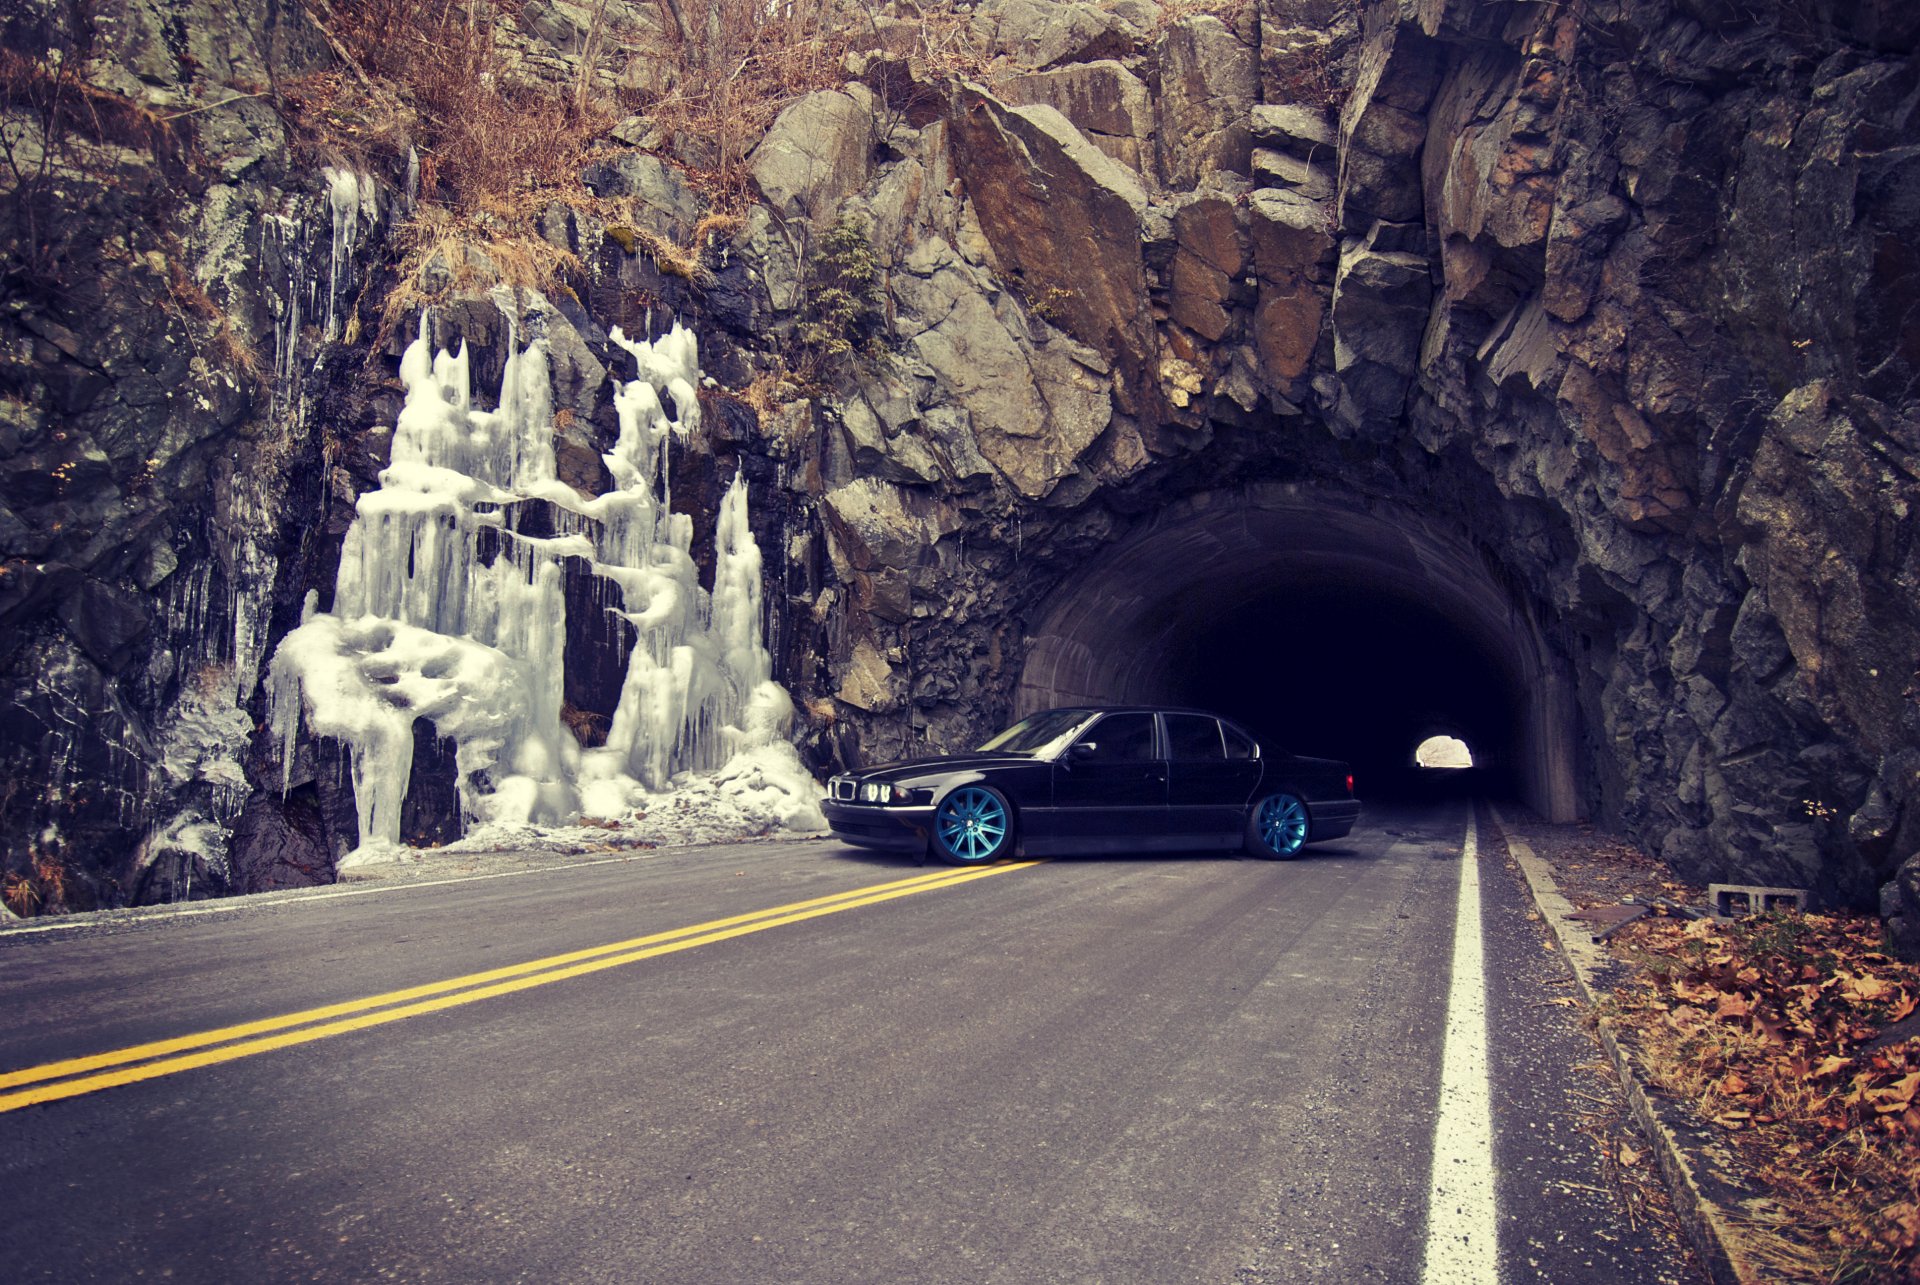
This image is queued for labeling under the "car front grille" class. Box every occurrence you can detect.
[829,776,857,801]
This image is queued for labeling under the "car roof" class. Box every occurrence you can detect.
[1039,705,1245,722]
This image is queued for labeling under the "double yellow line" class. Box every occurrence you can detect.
[0,860,1039,1114]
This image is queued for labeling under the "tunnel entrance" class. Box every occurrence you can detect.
[1015,485,1580,821]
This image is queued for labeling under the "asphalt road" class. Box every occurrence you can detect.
[0,803,1700,1283]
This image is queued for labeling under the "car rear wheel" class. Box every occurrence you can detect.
[1246,792,1309,859]
[932,786,1014,864]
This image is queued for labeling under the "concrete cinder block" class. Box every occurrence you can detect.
[1707,883,1807,920]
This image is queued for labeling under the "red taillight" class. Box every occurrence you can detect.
[1346,773,1355,795]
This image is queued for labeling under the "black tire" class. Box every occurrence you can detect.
[931,785,1016,865]
[1244,791,1310,859]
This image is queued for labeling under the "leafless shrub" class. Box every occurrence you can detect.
[1,3,185,301]
[638,0,872,207]
[296,0,612,215]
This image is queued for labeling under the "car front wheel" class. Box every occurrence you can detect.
[1245,791,1309,859]
[932,785,1014,864]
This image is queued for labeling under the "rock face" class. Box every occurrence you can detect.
[4,0,1918,954]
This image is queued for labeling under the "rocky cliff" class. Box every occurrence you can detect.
[3,0,1916,950]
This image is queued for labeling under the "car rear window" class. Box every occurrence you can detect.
[1164,714,1225,760]
[1222,723,1256,760]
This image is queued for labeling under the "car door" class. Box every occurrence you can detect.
[1048,711,1167,851]
[1163,713,1263,847]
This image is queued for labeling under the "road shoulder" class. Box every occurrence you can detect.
[1489,806,1772,1285]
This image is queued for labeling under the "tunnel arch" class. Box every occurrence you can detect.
[1015,485,1580,822]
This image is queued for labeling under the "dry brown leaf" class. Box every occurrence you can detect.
[1842,973,1898,1003]
[1877,1073,1920,1108]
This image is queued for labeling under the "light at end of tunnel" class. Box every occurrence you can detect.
[1415,735,1474,770]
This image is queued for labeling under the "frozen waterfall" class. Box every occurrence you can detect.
[269,303,823,862]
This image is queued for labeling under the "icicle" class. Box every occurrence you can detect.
[323,169,360,341]
[270,302,821,860]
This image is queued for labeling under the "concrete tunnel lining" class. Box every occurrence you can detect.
[1014,485,1581,822]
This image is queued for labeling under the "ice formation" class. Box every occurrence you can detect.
[270,301,824,862]
[322,168,372,341]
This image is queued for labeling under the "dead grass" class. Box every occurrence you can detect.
[638,0,874,207]
[559,702,608,749]
[296,0,613,205]
[282,0,616,322]
[1602,911,1920,1281]
[376,203,585,343]
[2,851,78,918]
[163,258,264,386]
[1,870,39,916]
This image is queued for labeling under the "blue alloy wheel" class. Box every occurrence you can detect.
[933,786,1013,864]
[1248,792,1309,859]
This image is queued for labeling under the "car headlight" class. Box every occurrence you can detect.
[855,782,926,805]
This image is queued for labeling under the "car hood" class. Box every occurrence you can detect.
[848,753,1041,784]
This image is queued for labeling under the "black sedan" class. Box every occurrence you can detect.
[823,706,1360,865]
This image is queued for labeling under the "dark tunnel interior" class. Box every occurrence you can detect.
[1159,580,1522,805]
[1012,489,1581,820]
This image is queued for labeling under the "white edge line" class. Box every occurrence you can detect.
[0,851,658,939]
[1421,811,1500,1284]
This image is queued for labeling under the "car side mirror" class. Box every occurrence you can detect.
[1069,741,1097,760]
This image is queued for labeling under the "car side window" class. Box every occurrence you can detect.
[1165,714,1225,760]
[1222,723,1255,760]
[1074,712,1157,762]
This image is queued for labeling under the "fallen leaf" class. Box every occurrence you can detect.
[1618,1144,1641,1166]
[1842,973,1897,1003]
[1881,1072,1920,1107]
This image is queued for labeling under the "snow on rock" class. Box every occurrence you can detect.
[270,300,823,867]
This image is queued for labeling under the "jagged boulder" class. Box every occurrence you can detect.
[749,88,879,228]
[950,87,1157,418]
[1736,385,1920,781]
[970,0,1155,70]
[889,236,1112,499]
[1336,24,1442,227]
[1247,187,1336,399]
[1168,189,1246,344]
[1156,14,1259,191]
[1001,61,1156,176]
[1329,227,1432,435]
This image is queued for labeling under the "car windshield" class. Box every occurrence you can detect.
[975,709,1097,757]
